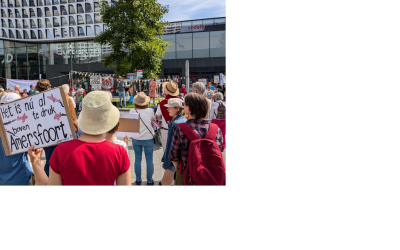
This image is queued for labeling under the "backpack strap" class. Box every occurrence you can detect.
[177,123,200,142]
[205,123,218,140]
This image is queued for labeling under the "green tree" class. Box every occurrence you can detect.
[95,0,170,78]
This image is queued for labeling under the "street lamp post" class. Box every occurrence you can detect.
[69,43,75,88]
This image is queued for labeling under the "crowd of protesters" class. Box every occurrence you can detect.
[0,77,226,186]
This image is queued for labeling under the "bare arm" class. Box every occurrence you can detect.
[48,168,63,185]
[172,161,179,168]
[116,169,131,185]
[28,146,48,185]
[155,114,162,120]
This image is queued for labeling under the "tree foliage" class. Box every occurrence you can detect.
[94,0,170,78]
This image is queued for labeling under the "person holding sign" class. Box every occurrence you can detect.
[0,93,33,185]
[28,91,131,185]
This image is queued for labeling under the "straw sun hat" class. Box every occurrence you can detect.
[162,80,180,96]
[77,91,120,135]
[164,98,184,108]
[134,92,150,106]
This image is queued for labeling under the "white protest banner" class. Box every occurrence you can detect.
[0,87,77,155]
[219,73,226,85]
[214,75,219,84]
[91,75,102,90]
[198,79,207,85]
[7,79,37,92]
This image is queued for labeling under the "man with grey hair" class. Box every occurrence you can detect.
[191,81,212,120]
[210,92,225,120]
[62,84,76,109]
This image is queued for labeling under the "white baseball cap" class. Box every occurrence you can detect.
[164,98,184,108]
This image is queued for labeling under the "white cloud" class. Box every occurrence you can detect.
[158,0,226,22]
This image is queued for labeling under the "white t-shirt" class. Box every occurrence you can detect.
[111,139,129,155]
[205,90,214,98]
[78,88,84,92]
[156,105,168,129]
[129,108,155,140]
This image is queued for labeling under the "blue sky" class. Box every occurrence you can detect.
[157,0,226,22]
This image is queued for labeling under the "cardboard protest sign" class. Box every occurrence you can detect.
[91,75,102,90]
[0,87,77,155]
[114,113,140,138]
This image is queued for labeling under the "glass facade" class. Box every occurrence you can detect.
[159,30,225,59]
[0,39,111,81]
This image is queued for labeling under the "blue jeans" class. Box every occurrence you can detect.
[132,138,154,183]
[119,91,126,107]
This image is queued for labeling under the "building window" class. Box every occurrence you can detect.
[31,30,37,39]
[77,15,84,24]
[193,32,210,58]
[15,19,22,28]
[22,0,27,6]
[2,29,8,37]
[94,2,100,12]
[46,29,52,38]
[37,0,43,6]
[94,13,101,23]
[7,0,13,7]
[1,0,5,7]
[23,19,29,28]
[176,33,192,59]
[61,27,67,37]
[78,26,84,36]
[54,28,60,38]
[22,9,29,18]
[16,30,22,39]
[209,31,225,57]
[161,34,176,59]
[61,16,68,26]
[38,19,44,28]
[60,0,66,3]
[8,9,14,18]
[1,10,6,18]
[30,19,36,28]
[69,16,75,25]
[94,25,101,35]
[29,0,35,6]
[86,14,92,24]
[15,9,21,18]
[52,0,58,4]
[53,6,59,16]
[37,8,43,17]
[69,0,74,2]
[61,6,67,15]
[8,19,14,28]
[1,19,6,28]
[38,30,43,39]
[23,30,29,39]
[45,18,52,27]
[69,5,76,14]
[69,27,76,37]
[45,0,50,5]
[77,4,84,13]
[85,3,92,12]
[53,17,60,27]
[45,7,51,16]
[86,26,93,36]
[30,8,36,17]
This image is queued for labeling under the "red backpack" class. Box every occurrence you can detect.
[177,123,226,185]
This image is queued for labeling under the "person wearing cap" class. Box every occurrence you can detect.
[129,92,156,185]
[117,76,126,108]
[160,98,187,185]
[155,80,180,151]
[28,91,131,185]
[0,93,33,185]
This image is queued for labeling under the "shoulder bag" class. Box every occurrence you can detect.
[135,108,156,144]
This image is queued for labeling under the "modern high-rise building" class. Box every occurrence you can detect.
[0,0,225,89]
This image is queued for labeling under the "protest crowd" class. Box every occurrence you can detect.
[0,77,226,186]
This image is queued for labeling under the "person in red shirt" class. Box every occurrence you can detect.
[180,84,187,97]
[28,91,131,185]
